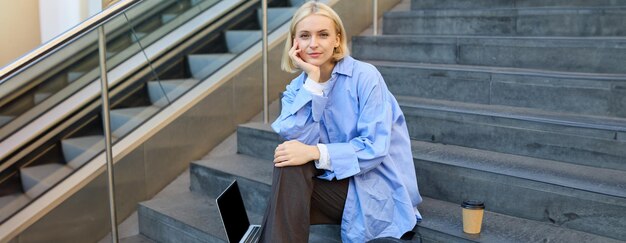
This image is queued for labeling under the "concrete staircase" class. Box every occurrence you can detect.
[127,0,626,243]
[355,0,626,241]
[138,149,341,243]
[136,113,624,242]
[205,122,624,242]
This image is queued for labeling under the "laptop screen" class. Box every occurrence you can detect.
[216,180,251,243]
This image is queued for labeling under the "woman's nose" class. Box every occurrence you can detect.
[309,36,318,48]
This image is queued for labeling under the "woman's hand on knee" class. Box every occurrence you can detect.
[273,140,320,167]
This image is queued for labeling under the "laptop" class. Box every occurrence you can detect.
[216,180,262,243]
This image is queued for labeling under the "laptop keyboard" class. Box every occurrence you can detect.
[245,226,261,243]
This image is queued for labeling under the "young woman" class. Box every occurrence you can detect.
[260,2,422,242]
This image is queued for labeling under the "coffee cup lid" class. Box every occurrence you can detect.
[462,200,485,209]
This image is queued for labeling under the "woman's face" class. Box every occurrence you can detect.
[294,14,340,69]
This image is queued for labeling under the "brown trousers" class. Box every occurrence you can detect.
[259,162,349,243]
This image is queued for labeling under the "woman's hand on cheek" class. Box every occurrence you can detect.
[289,39,320,82]
[273,140,320,167]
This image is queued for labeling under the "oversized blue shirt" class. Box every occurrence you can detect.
[271,56,423,242]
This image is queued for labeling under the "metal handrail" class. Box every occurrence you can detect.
[0,0,142,83]
[262,0,269,123]
[97,25,119,243]
[373,0,379,36]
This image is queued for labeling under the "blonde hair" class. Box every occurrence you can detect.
[281,1,349,73]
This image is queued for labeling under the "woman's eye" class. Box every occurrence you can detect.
[321,33,329,37]
[300,34,309,39]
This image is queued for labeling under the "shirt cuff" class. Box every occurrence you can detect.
[303,77,324,96]
[314,144,332,171]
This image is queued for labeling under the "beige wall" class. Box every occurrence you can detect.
[102,0,120,8]
[0,1,41,68]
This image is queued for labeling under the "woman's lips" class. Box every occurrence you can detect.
[307,52,321,58]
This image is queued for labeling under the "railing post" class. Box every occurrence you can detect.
[97,26,119,243]
[262,0,269,124]
[373,0,378,36]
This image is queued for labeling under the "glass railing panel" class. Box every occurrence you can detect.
[0,86,109,226]
[0,29,100,141]
[41,80,115,241]
[109,0,224,70]
[0,0,161,229]
[99,2,226,241]
[0,0,222,144]
[196,0,222,11]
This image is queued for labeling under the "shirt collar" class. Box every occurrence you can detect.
[331,55,354,77]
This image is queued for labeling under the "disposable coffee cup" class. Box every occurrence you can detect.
[461,200,485,234]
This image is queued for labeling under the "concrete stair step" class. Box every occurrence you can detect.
[225,30,261,54]
[110,106,160,138]
[20,163,73,198]
[234,119,626,224]
[0,115,14,127]
[415,197,622,243]
[236,122,283,161]
[187,54,235,80]
[119,234,155,243]
[384,7,626,36]
[231,122,626,240]
[189,154,348,242]
[412,140,626,240]
[138,190,230,243]
[147,79,199,107]
[410,0,626,10]
[139,181,340,243]
[61,135,110,169]
[368,60,626,118]
[256,7,297,32]
[397,96,626,171]
[190,154,274,216]
[190,152,618,242]
[0,193,31,223]
[352,35,626,74]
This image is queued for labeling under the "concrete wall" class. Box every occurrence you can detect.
[103,0,121,8]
